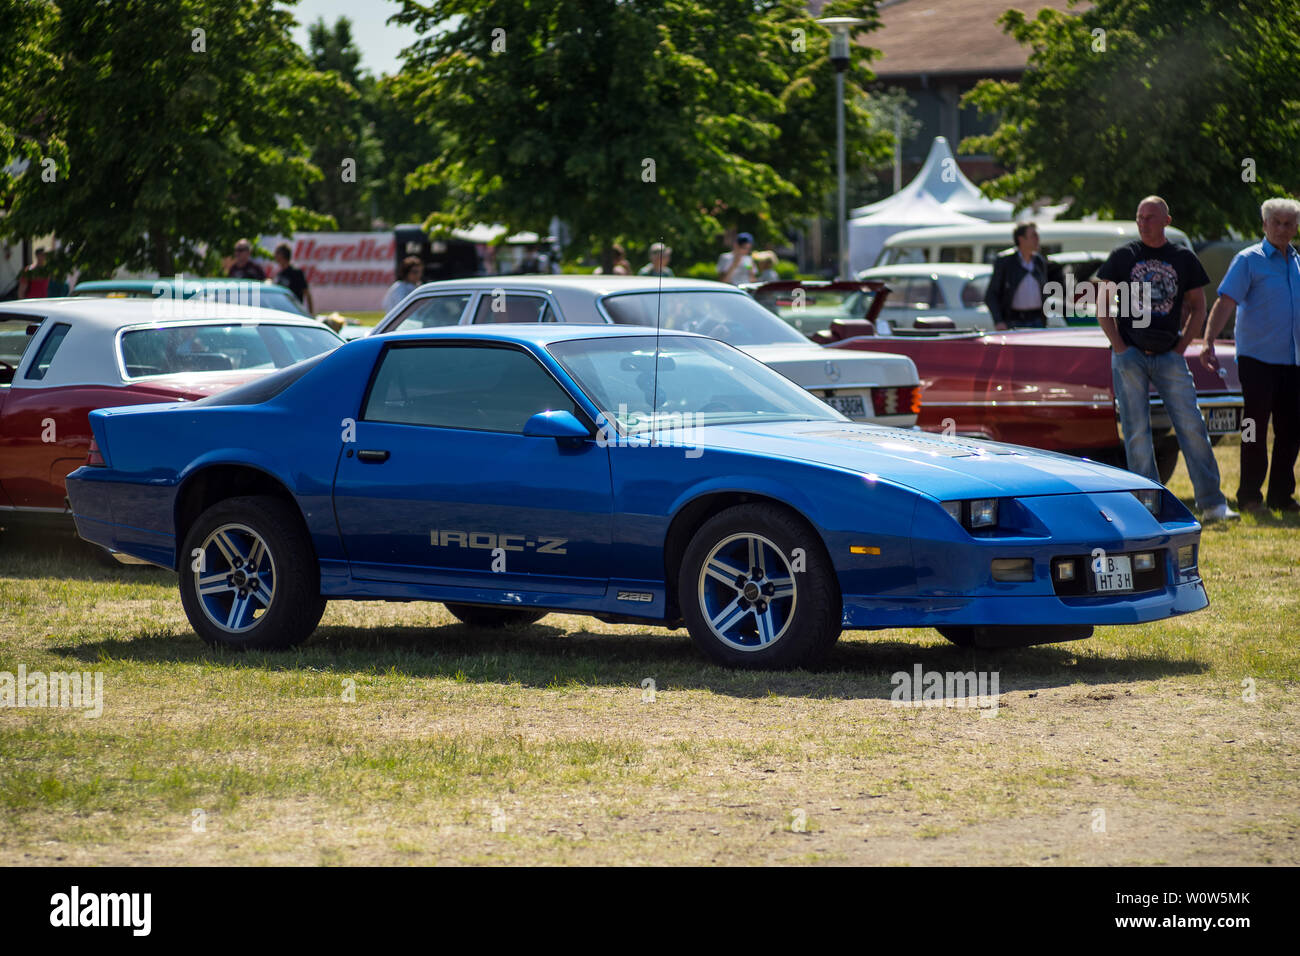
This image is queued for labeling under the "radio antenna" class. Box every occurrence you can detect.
[650,236,664,446]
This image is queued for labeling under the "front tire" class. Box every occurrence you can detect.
[179,495,325,651]
[443,603,547,629]
[678,504,841,669]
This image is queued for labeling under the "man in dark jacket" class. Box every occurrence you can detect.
[984,222,1053,329]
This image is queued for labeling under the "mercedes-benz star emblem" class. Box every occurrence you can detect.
[824,361,841,382]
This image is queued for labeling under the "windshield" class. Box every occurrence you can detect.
[547,334,844,435]
[119,323,340,378]
[600,290,811,346]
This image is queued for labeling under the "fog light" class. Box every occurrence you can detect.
[1133,552,1155,571]
[991,558,1034,582]
[1132,489,1162,515]
[1178,544,1196,569]
[969,499,998,528]
[1054,559,1076,581]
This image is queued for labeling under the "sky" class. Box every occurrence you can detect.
[287,0,418,76]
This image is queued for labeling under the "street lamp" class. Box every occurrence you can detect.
[816,15,864,280]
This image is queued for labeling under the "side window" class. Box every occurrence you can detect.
[24,322,71,381]
[891,279,938,310]
[0,317,40,385]
[961,278,990,309]
[471,293,550,324]
[938,245,973,263]
[392,294,471,331]
[363,345,578,434]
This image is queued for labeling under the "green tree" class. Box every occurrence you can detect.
[302,16,380,230]
[391,0,889,266]
[0,0,340,276]
[0,1,66,203]
[963,0,1300,237]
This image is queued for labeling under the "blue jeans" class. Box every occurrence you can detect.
[1111,348,1227,509]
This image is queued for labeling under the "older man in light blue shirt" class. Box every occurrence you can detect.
[1203,197,1300,511]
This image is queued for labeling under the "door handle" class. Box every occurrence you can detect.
[357,449,390,463]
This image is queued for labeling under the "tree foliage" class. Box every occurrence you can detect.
[0,0,340,276]
[963,0,1300,237]
[391,0,890,263]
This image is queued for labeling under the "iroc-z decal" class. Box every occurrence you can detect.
[430,530,568,555]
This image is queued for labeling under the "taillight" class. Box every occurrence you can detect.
[871,386,922,417]
[86,438,105,466]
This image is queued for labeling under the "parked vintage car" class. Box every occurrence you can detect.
[67,325,1208,666]
[770,264,1000,333]
[827,327,1243,485]
[370,275,922,428]
[0,299,342,541]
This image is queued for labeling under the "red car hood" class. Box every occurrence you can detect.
[121,371,267,401]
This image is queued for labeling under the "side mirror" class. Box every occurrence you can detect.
[522,409,589,441]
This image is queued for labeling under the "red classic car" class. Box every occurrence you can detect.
[0,299,342,547]
[827,327,1243,484]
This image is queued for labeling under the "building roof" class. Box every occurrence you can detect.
[866,0,1081,78]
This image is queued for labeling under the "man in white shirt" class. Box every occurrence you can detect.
[717,233,756,285]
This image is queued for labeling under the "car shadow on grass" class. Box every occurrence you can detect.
[48,617,1209,702]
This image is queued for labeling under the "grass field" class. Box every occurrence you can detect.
[1,441,1296,865]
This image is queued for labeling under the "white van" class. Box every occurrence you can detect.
[871,221,1194,269]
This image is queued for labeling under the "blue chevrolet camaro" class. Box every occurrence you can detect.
[65,324,1208,668]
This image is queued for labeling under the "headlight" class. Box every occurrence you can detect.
[1132,489,1162,516]
[941,498,1000,530]
[968,498,998,528]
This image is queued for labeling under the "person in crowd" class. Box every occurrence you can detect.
[515,245,543,274]
[18,248,50,298]
[1096,195,1237,521]
[594,244,631,275]
[985,222,1051,329]
[226,239,265,280]
[752,250,780,282]
[717,232,755,285]
[1202,197,1300,512]
[382,256,424,312]
[637,242,674,277]
[272,243,313,313]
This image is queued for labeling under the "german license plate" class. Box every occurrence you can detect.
[825,394,866,417]
[1094,554,1133,593]
[1204,407,1239,434]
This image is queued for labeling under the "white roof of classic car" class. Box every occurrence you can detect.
[1,297,336,389]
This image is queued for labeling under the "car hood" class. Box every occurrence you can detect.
[667,419,1152,499]
[738,343,917,388]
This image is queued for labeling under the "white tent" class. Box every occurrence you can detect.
[847,192,984,275]
[852,136,1015,223]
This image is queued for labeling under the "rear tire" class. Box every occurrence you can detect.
[179,495,325,651]
[443,603,547,628]
[678,503,841,669]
